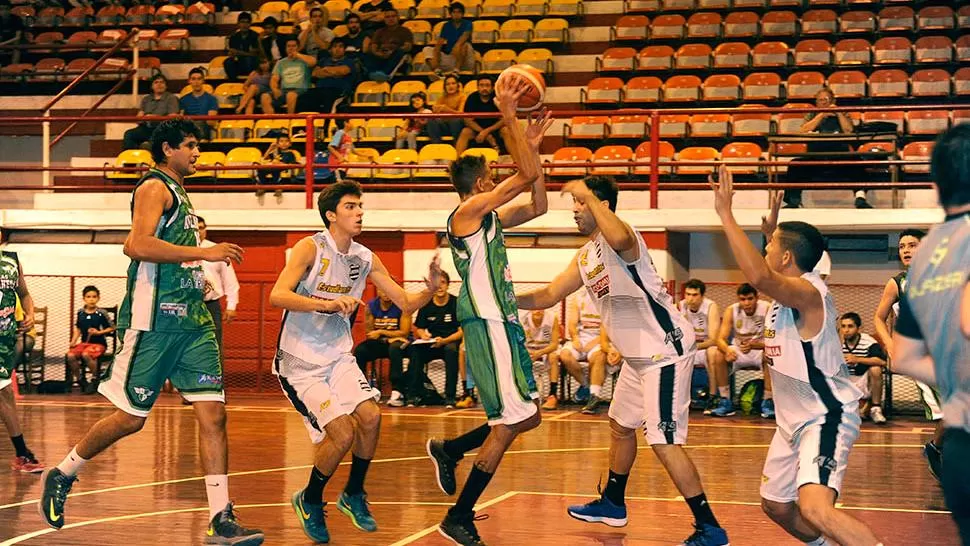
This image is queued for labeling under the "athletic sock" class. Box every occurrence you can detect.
[590,385,602,398]
[763,390,773,400]
[549,383,558,397]
[303,467,330,504]
[717,386,729,398]
[343,455,371,496]
[450,466,493,516]
[204,474,230,520]
[685,493,720,528]
[804,537,830,546]
[602,470,628,506]
[56,447,88,477]
[10,435,29,458]
[443,423,490,460]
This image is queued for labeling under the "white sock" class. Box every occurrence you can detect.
[56,447,88,477]
[764,390,773,400]
[804,537,829,546]
[855,190,866,199]
[205,474,230,520]
[717,386,730,398]
[589,385,602,397]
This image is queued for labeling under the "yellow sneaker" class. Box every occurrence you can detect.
[455,395,476,409]
[541,395,558,410]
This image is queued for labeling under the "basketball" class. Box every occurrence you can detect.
[496,64,546,112]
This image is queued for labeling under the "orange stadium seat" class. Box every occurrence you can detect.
[828,70,867,98]
[10,5,34,19]
[638,45,674,71]
[910,69,951,98]
[675,44,712,70]
[873,37,912,65]
[686,12,721,39]
[787,71,825,100]
[566,116,610,140]
[676,147,719,175]
[742,72,782,100]
[156,28,190,51]
[956,68,970,96]
[778,104,813,134]
[0,63,34,82]
[663,0,694,9]
[689,114,730,137]
[581,77,624,106]
[663,75,702,102]
[548,147,591,177]
[698,0,729,9]
[917,6,955,30]
[32,58,65,82]
[732,105,772,137]
[770,0,800,8]
[915,36,952,64]
[63,6,94,26]
[633,141,675,175]
[761,11,797,37]
[33,31,65,54]
[906,111,949,135]
[34,6,64,26]
[878,6,915,32]
[868,69,908,98]
[794,39,832,67]
[597,47,637,72]
[64,31,97,52]
[93,57,130,80]
[952,109,970,127]
[591,145,634,176]
[185,2,215,24]
[713,42,750,69]
[612,15,650,41]
[658,114,689,137]
[94,4,125,25]
[752,42,790,68]
[624,76,662,104]
[862,110,904,133]
[650,15,686,40]
[721,142,762,174]
[840,10,876,33]
[609,112,650,139]
[154,4,185,23]
[960,5,970,29]
[956,35,970,62]
[801,9,837,34]
[834,39,871,66]
[901,142,933,174]
[733,0,766,9]
[724,12,759,38]
[703,74,741,101]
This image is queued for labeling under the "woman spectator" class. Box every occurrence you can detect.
[426,74,464,143]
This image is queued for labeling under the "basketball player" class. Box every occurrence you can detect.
[39,119,264,545]
[891,123,970,545]
[678,279,722,414]
[520,307,562,409]
[424,78,553,546]
[711,283,775,418]
[712,164,883,546]
[517,176,729,546]
[560,289,610,414]
[270,180,441,543]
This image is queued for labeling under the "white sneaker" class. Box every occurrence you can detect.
[388,390,404,407]
[870,406,887,424]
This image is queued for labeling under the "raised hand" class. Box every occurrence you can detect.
[709,163,734,217]
[761,190,783,239]
[561,179,596,204]
[525,108,553,150]
[424,253,442,292]
[494,75,529,119]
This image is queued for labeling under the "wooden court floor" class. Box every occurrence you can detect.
[0,394,958,545]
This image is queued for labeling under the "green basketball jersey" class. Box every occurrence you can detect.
[0,252,21,339]
[117,169,214,332]
[447,210,520,324]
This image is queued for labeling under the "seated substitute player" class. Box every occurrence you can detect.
[520,306,562,410]
[270,180,442,544]
[839,312,888,424]
[559,289,607,411]
[352,288,411,407]
[711,283,774,418]
[66,285,115,395]
[712,166,883,546]
[677,278,722,413]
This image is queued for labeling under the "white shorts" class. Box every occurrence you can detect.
[692,347,710,368]
[563,331,603,362]
[0,376,10,391]
[760,409,862,502]
[850,373,870,399]
[916,380,943,421]
[608,356,692,446]
[276,352,380,444]
[730,345,764,370]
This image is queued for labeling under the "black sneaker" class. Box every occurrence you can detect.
[426,438,458,495]
[703,396,720,416]
[438,511,488,546]
[581,395,605,415]
[205,502,265,545]
[38,467,77,529]
[924,441,943,483]
[854,197,873,209]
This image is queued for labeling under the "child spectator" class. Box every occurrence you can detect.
[327,118,354,181]
[66,286,114,395]
[259,133,299,198]
[426,74,465,143]
[236,58,271,114]
[396,92,431,150]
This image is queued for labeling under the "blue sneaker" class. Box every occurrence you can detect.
[760,399,775,419]
[567,496,628,527]
[681,523,730,546]
[337,491,378,532]
[575,385,590,404]
[711,398,736,417]
[291,489,329,543]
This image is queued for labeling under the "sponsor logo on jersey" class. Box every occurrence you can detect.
[0,277,17,290]
[579,248,589,266]
[132,386,155,402]
[184,214,199,230]
[814,455,837,473]
[347,259,362,282]
[320,399,331,412]
[764,328,776,339]
[160,302,188,317]
[198,374,223,386]
[663,327,684,346]
[657,420,678,433]
[585,263,605,281]
[765,345,782,357]
[909,271,963,298]
[591,275,610,298]
[316,282,352,294]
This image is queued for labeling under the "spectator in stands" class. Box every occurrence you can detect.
[66,286,114,395]
[840,312,888,424]
[342,13,370,58]
[197,217,240,364]
[426,74,465,143]
[235,58,271,114]
[423,2,475,76]
[396,92,431,150]
[299,37,355,114]
[353,289,411,407]
[123,74,179,150]
[258,16,290,62]
[266,38,317,114]
[363,8,413,82]
[407,271,462,407]
[298,7,334,57]
[0,1,25,65]
[357,0,393,33]
[259,132,298,197]
[455,76,509,155]
[224,11,261,81]
[326,118,354,182]
[179,68,218,141]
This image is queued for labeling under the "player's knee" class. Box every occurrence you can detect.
[326,415,356,452]
[609,418,636,440]
[116,411,147,435]
[797,495,834,529]
[870,366,883,379]
[761,498,795,523]
[353,400,381,432]
[196,403,228,432]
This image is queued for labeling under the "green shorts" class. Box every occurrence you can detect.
[100,329,225,417]
[462,318,538,425]
[0,338,15,388]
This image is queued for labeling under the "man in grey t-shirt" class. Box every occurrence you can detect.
[122,74,180,150]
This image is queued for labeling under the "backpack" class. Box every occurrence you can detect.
[738,379,765,416]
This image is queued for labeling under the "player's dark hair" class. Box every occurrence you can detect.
[583,175,619,212]
[450,154,488,196]
[310,6,323,16]
[150,117,202,164]
[82,285,100,297]
[776,221,825,273]
[317,180,363,227]
[262,15,278,27]
[840,312,861,327]
[737,283,757,297]
[930,124,970,208]
[899,228,926,241]
[684,278,706,295]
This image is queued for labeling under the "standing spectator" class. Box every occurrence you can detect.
[235,58,272,114]
[258,16,290,62]
[267,38,317,114]
[839,312,888,424]
[408,272,463,406]
[426,74,465,143]
[353,289,411,407]
[0,1,25,65]
[455,76,509,155]
[224,12,261,81]
[342,13,371,58]
[299,37,355,115]
[363,9,413,82]
[298,7,334,57]
[396,92,431,150]
[197,217,240,363]
[422,2,474,76]
[356,0,393,32]
[179,68,219,141]
[66,286,114,395]
[258,133,299,197]
[123,74,180,150]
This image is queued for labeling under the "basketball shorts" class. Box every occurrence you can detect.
[99,329,225,417]
[850,372,870,399]
[916,380,943,421]
[0,337,15,391]
[730,345,764,371]
[276,351,380,444]
[608,355,692,446]
[463,318,538,426]
[563,330,602,362]
[760,407,862,502]
[692,345,711,368]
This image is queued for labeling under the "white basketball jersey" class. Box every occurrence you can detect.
[520,308,557,350]
[678,298,715,342]
[276,231,373,372]
[730,300,769,342]
[763,272,862,433]
[575,290,602,334]
[576,232,695,369]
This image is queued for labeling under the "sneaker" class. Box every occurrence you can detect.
[870,405,887,425]
[703,396,720,416]
[541,395,559,410]
[924,441,943,482]
[680,523,730,546]
[455,395,476,409]
[581,395,605,415]
[205,502,264,545]
[760,399,776,419]
[438,510,488,546]
[337,491,377,532]
[567,496,628,527]
[854,197,873,209]
[12,454,44,474]
[290,489,329,543]
[388,390,405,407]
[711,398,736,417]
[426,438,458,495]
[38,467,76,529]
[574,385,590,404]
[445,399,456,409]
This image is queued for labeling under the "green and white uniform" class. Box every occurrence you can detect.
[447,210,537,425]
[100,168,223,417]
[0,251,22,390]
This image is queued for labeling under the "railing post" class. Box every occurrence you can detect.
[648,110,660,209]
[131,33,140,106]
[305,114,315,210]
[42,110,51,187]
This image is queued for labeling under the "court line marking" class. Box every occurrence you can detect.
[548,410,577,420]
[387,491,520,546]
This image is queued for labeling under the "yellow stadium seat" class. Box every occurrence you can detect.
[517,48,554,73]
[461,147,499,165]
[391,0,416,19]
[323,0,351,22]
[180,83,215,96]
[533,18,568,44]
[352,81,390,107]
[461,0,482,17]
[497,20,533,43]
[426,79,446,103]
[416,143,458,177]
[257,1,289,21]
[410,51,435,77]
[214,120,253,143]
[105,149,153,180]
[472,20,499,44]
[547,0,583,16]
[480,49,516,74]
[387,80,428,107]
[375,149,418,179]
[208,55,228,80]
[514,0,547,17]
[187,151,226,179]
[221,147,263,180]
[415,0,448,19]
[482,0,513,17]
[404,20,432,45]
[362,118,407,142]
[463,79,479,95]
[251,119,291,142]
[346,147,380,178]
[290,0,307,20]
[213,83,245,109]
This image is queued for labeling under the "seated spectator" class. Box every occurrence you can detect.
[294,0,322,28]
[342,13,371,58]
[259,132,299,198]
[455,76,509,155]
[224,11,261,80]
[123,74,180,150]
[179,68,219,141]
[521,307,561,410]
[407,272,462,406]
[236,58,272,114]
[258,16,291,63]
[363,9,413,82]
[66,286,114,395]
[422,2,475,76]
[559,289,608,413]
[326,118,355,182]
[353,289,411,407]
[298,37,355,116]
[298,6,334,57]
[840,312,888,424]
[712,283,773,418]
[357,0,393,33]
[426,74,465,143]
[265,38,317,114]
[396,92,431,150]
[0,1,25,65]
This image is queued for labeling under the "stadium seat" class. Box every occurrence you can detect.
[352,81,390,107]
[32,58,65,82]
[155,28,190,51]
[409,51,435,77]
[676,147,719,175]
[221,147,263,180]
[901,142,933,174]
[713,42,751,69]
[689,114,730,137]
[862,111,904,133]
[390,0,417,19]
[582,77,624,106]
[514,0,548,17]
[94,5,125,25]
[878,6,915,32]
[802,9,837,34]
[956,68,970,96]
[724,12,759,38]
[778,104,813,134]
[663,0,695,10]
[215,121,253,142]
[251,120,291,142]
[324,0,353,21]
[106,149,153,180]
[624,76,663,104]
[663,75,702,102]
[956,35,970,62]
[154,4,185,23]
[63,6,93,26]
[481,0,514,18]
[787,71,825,100]
[658,114,689,137]
[633,141,675,175]
[185,2,215,24]
[675,44,712,70]
[794,39,832,67]
[187,152,226,180]
[597,48,638,72]
[623,0,660,14]
[752,42,790,68]
[480,49,517,74]
[416,144,457,178]
[387,80,427,107]
[721,142,762,174]
[917,6,955,30]
[497,20,533,43]
[517,48,555,73]
[64,58,95,76]
[834,39,871,66]
[92,57,129,80]
[742,72,782,100]
[64,31,97,53]
[910,69,951,98]
[761,11,797,37]
[533,19,569,44]
[207,56,228,81]
[914,36,953,64]
[702,74,741,101]
[873,37,912,65]
[868,69,908,98]
[566,116,610,140]
[463,79,479,95]
[651,15,686,39]
[638,45,674,71]
[97,29,126,46]
[214,83,245,109]
[697,0,729,8]
[732,105,772,137]
[11,5,33,21]
[959,5,970,29]
[344,148,380,179]
[732,0,765,8]
[137,57,162,80]
[770,0,800,7]
[686,12,721,39]
[472,20,499,44]
[828,70,867,98]
[375,149,418,179]
[33,32,65,55]
[840,10,876,33]
[609,113,650,139]
[906,111,949,135]
[34,6,65,26]
[258,1,290,22]
[404,20,432,46]
[547,0,583,17]
[136,29,159,48]
[953,109,970,127]
[612,15,650,42]
[590,145,634,176]
[461,148,499,166]
[361,118,406,142]
[425,79,446,103]
[548,147,591,177]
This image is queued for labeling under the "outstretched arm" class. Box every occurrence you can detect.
[497,109,554,228]
[368,253,440,314]
[516,256,584,310]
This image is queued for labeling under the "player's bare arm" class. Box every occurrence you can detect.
[716,306,737,360]
[963,280,970,338]
[873,279,899,352]
[892,333,936,385]
[367,253,441,314]
[535,318,561,358]
[561,180,639,263]
[270,237,360,314]
[698,301,720,350]
[566,296,582,349]
[516,255,584,310]
[498,108,554,229]
[15,260,34,332]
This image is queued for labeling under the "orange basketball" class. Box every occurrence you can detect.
[496,64,546,112]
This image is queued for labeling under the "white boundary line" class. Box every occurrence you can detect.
[387,491,520,546]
